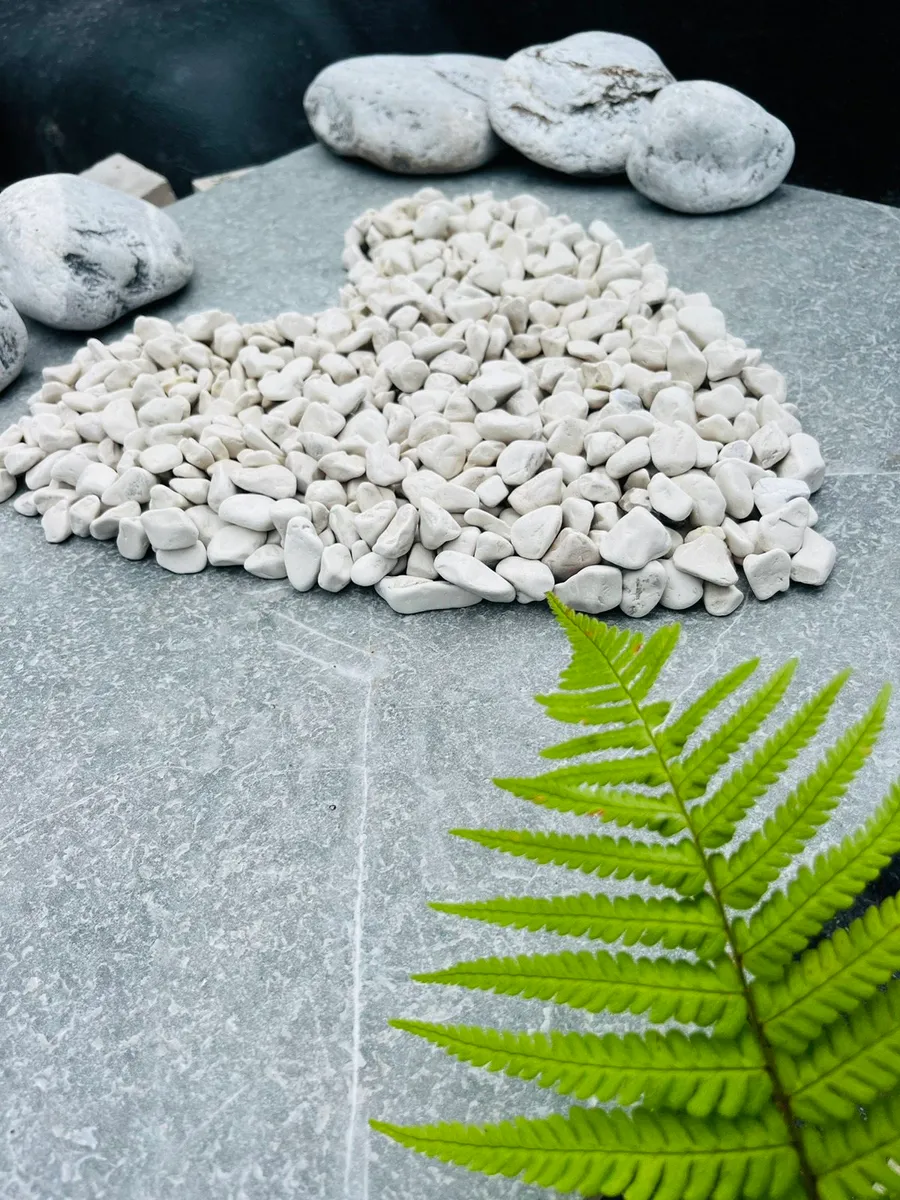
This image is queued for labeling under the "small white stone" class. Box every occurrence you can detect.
[756,498,810,554]
[156,542,208,574]
[496,440,547,486]
[117,517,150,560]
[40,499,73,543]
[407,542,437,579]
[495,556,555,602]
[715,460,755,519]
[750,423,790,469]
[543,529,600,581]
[375,575,482,614]
[508,468,564,514]
[474,531,514,566]
[0,467,17,502]
[620,561,667,617]
[659,558,704,609]
[317,543,353,591]
[646,472,693,523]
[743,547,791,600]
[790,528,836,586]
[101,467,155,507]
[671,471,727,527]
[753,476,811,515]
[3,445,44,476]
[598,507,669,570]
[141,507,199,551]
[232,464,297,500]
[243,544,287,579]
[68,494,102,536]
[554,565,622,613]
[722,517,757,560]
[90,500,141,540]
[12,490,38,516]
[776,433,826,493]
[217,494,276,532]
[434,549,515,601]
[703,581,744,616]
[283,517,325,589]
[373,504,419,558]
[208,523,267,567]
[673,533,738,585]
[140,443,183,474]
[648,423,696,476]
[605,436,651,480]
[350,550,395,587]
[74,462,118,499]
[509,504,563,559]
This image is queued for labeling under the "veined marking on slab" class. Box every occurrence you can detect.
[344,670,374,1200]
[278,612,372,658]
[176,1082,252,1150]
[275,640,372,682]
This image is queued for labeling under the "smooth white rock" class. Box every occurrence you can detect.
[620,561,667,617]
[101,467,154,507]
[283,517,325,589]
[626,81,794,214]
[0,467,17,502]
[139,443,183,474]
[598,506,669,570]
[68,494,101,537]
[776,433,826,492]
[508,467,564,514]
[434,549,515,601]
[317,542,353,591]
[543,529,600,580]
[350,550,395,587]
[232,464,297,500]
[373,504,418,558]
[375,575,482,613]
[715,460,755,519]
[74,462,118,499]
[495,556,555,602]
[704,581,745,616]
[156,542,208,574]
[41,499,72,543]
[659,558,704,609]
[509,504,563,560]
[743,547,791,600]
[749,422,790,469]
[116,516,150,560]
[0,174,192,329]
[89,500,141,540]
[553,565,622,613]
[671,471,727,527]
[3,445,44,476]
[416,496,461,549]
[673,533,738,585]
[756,498,810,554]
[243,544,288,579]
[217,493,276,532]
[790,528,836,586]
[304,54,502,173]
[489,31,673,175]
[648,423,696,476]
[207,523,267,567]
[496,440,547,486]
[141,507,199,551]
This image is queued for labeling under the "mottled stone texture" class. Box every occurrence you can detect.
[1,147,899,1199]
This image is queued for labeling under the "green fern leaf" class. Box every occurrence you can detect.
[674,660,797,800]
[450,828,706,895]
[430,892,726,958]
[691,671,850,849]
[658,657,760,758]
[737,781,900,977]
[805,1090,900,1200]
[495,773,684,833]
[782,980,900,1121]
[390,1022,771,1117]
[372,1106,800,1200]
[413,948,746,1032]
[756,894,900,1053]
[715,687,890,909]
[378,604,900,1200]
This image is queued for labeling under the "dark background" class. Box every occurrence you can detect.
[1,1,896,204]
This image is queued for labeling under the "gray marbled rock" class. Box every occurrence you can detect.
[488,31,674,176]
[0,174,193,331]
[0,291,27,392]
[626,80,795,213]
[304,54,503,174]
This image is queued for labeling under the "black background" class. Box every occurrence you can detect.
[0,1,896,202]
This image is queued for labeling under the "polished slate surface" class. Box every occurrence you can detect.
[1,147,900,1199]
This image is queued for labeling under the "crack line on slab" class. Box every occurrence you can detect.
[344,664,376,1200]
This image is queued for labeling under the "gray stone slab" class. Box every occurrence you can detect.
[1,146,899,1199]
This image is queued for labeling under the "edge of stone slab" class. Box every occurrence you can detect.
[169,142,900,222]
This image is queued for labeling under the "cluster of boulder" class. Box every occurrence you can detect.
[303,31,794,215]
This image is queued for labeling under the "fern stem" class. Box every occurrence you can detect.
[604,642,822,1200]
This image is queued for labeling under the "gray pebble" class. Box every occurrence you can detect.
[0,290,28,392]
[626,80,794,214]
[304,54,502,174]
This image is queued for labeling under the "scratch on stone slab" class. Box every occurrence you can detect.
[276,640,373,682]
[278,612,372,658]
[176,1082,252,1150]
[343,670,375,1200]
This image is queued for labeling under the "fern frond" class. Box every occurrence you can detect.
[715,688,890,909]
[737,781,900,977]
[781,980,900,1121]
[450,828,706,895]
[690,671,850,850]
[756,894,900,1053]
[390,1022,772,1117]
[674,661,797,800]
[806,1090,900,1200]
[413,948,746,1031]
[658,658,759,758]
[495,774,684,834]
[372,1106,800,1200]
[539,724,652,758]
[430,892,726,958]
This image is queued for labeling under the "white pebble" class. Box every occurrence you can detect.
[743,547,791,600]
[244,544,288,579]
[375,575,482,613]
[553,565,622,613]
[598,507,669,570]
[672,534,738,586]
[620,561,667,617]
[41,500,72,543]
[117,517,150,560]
[156,542,208,574]
[434,550,515,602]
[790,528,836,586]
[141,507,199,551]
[207,524,267,567]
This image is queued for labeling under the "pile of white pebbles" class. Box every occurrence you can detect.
[0,188,834,616]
